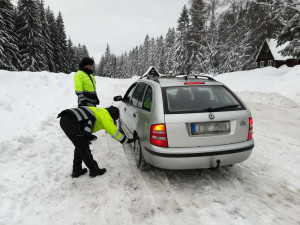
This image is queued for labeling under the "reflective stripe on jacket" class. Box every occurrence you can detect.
[74,70,98,106]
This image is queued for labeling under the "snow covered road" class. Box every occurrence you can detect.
[0,68,300,225]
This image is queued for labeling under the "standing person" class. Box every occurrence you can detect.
[58,105,135,178]
[74,57,100,107]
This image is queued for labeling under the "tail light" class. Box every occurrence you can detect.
[248,118,253,140]
[150,124,168,147]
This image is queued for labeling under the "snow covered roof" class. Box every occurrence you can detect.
[267,38,292,61]
[257,38,292,61]
[143,66,160,77]
[256,38,293,62]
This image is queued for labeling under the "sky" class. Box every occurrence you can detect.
[12,0,189,62]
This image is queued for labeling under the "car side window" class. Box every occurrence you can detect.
[142,86,153,111]
[130,83,147,107]
[123,83,137,104]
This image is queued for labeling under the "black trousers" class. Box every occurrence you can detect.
[59,114,99,173]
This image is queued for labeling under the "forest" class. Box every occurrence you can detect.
[0,0,90,73]
[0,0,299,76]
[96,0,299,77]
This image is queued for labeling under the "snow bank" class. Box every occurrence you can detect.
[215,65,300,103]
[0,70,134,151]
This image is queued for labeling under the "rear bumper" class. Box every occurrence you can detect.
[142,139,254,169]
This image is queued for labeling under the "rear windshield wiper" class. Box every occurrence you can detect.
[206,104,240,112]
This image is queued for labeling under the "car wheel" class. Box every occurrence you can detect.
[134,137,151,171]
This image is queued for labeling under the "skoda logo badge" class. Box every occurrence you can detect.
[209,113,215,120]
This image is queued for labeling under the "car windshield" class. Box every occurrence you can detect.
[165,85,243,113]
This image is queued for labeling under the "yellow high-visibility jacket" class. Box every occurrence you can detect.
[74,70,99,107]
[58,107,128,144]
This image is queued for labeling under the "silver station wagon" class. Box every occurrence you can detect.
[114,73,254,170]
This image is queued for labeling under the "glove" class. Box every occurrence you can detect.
[85,133,97,141]
[127,136,137,144]
[78,131,97,142]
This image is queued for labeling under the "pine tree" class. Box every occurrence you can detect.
[188,0,206,74]
[15,0,45,71]
[174,5,190,75]
[141,34,150,72]
[276,0,300,59]
[205,0,222,73]
[46,7,58,72]
[0,0,19,71]
[55,11,68,73]
[164,28,176,74]
[148,37,156,66]
[96,55,105,76]
[277,13,300,59]
[155,35,165,73]
[102,44,111,77]
[81,45,89,57]
[38,0,53,71]
[66,38,77,73]
[217,2,253,72]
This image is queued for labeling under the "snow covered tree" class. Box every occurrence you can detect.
[174,5,191,75]
[164,28,176,74]
[95,55,104,76]
[277,13,300,59]
[15,0,46,71]
[217,2,254,72]
[66,38,77,73]
[81,45,89,57]
[0,0,19,71]
[188,0,206,74]
[141,34,150,72]
[55,11,68,73]
[148,37,156,67]
[155,35,165,73]
[100,44,116,77]
[38,0,53,72]
[46,7,58,72]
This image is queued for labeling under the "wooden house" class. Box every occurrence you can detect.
[255,38,299,68]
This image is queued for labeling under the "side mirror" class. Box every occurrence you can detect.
[113,95,123,101]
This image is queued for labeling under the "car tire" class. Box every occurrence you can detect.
[118,119,124,133]
[134,137,151,171]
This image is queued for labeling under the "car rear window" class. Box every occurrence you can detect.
[163,85,245,113]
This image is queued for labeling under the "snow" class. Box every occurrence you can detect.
[266,38,292,61]
[1,66,300,225]
[215,65,300,103]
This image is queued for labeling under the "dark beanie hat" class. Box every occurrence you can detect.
[106,106,120,121]
[79,57,94,68]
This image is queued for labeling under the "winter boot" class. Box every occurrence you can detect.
[89,168,106,178]
[72,168,88,178]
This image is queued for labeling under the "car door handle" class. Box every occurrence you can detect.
[133,113,136,118]
[124,107,126,111]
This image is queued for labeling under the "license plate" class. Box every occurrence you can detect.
[191,121,230,135]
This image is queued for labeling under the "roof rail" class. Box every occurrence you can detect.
[183,74,216,81]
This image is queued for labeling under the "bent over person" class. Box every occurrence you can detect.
[74,57,100,107]
[58,105,135,178]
